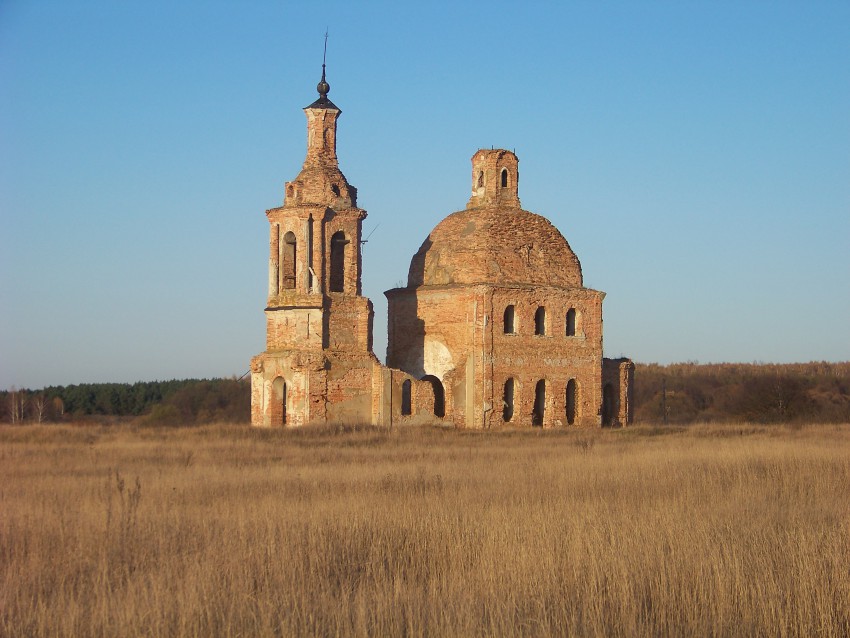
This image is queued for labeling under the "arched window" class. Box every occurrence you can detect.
[272,377,287,426]
[422,375,445,418]
[477,171,484,188]
[331,184,340,196]
[503,305,515,334]
[533,379,545,426]
[566,308,576,336]
[503,378,515,422]
[281,231,297,291]
[329,231,347,293]
[401,380,412,416]
[500,168,508,188]
[534,307,546,336]
[566,379,577,425]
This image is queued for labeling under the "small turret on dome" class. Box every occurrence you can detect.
[467,149,520,209]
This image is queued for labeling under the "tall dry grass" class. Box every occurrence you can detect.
[1,423,848,637]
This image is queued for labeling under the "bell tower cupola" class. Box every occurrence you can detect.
[283,62,357,210]
[303,63,341,167]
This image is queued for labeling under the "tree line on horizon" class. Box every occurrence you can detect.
[634,361,850,424]
[1,378,249,425]
[2,362,849,425]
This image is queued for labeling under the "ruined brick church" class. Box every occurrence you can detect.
[250,68,633,428]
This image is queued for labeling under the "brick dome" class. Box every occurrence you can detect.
[407,207,583,288]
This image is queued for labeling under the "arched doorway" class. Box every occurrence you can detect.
[602,383,616,427]
[422,375,445,418]
[401,379,412,416]
[566,379,577,425]
[271,377,287,426]
[503,378,515,422]
[532,379,545,426]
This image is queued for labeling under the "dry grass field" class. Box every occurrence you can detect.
[1,423,848,637]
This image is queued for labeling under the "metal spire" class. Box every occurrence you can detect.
[317,30,330,99]
[307,29,338,110]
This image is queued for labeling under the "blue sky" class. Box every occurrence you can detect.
[1,1,848,389]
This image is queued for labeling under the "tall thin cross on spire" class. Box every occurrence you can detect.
[316,29,331,101]
[322,29,328,79]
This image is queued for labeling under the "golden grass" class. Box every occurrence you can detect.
[1,422,848,637]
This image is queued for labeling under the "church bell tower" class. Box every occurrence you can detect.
[250,63,376,427]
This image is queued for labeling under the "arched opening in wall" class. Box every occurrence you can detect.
[534,307,546,336]
[532,380,545,426]
[286,184,295,200]
[566,379,577,425]
[566,308,576,336]
[501,168,508,188]
[401,380,412,416]
[281,232,297,290]
[271,377,287,426]
[329,231,347,293]
[306,216,315,292]
[477,171,484,188]
[331,184,340,196]
[422,375,445,418]
[602,383,616,427]
[503,305,515,334]
[503,378,515,422]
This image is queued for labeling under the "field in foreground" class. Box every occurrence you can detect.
[1,423,848,637]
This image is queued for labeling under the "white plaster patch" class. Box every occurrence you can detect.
[423,338,453,381]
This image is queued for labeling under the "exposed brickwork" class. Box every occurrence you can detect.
[387,281,607,428]
[250,81,381,428]
[407,207,583,289]
[602,358,635,426]
[251,78,632,429]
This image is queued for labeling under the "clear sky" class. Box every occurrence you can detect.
[1,1,849,390]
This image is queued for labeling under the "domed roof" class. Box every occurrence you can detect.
[407,207,583,288]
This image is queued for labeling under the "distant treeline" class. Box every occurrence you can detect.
[634,361,850,424]
[3,362,849,425]
[1,378,250,425]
